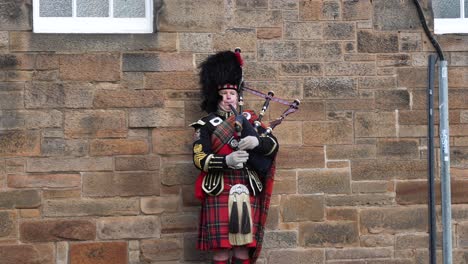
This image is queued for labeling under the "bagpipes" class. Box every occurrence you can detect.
[230,48,300,176]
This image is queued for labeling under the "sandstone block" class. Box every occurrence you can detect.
[355,112,396,137]
[373,0,421,30]
[343,0,372,20]
[0,31,7,51]
[141,196,179,214]
[90,139,149,156]
[300,221,358,247]
[247,80,302,99]
[1,110,63,130]
[301,41,341,62]
[400,32,422,52]
[258,41,299,61]
[141,238,182,262]
[352,159,427,180]
[359,76,397,90]
[20,220,95,242]
[43,198,139,217]
[59,54,119,81]
[0,90,23,109]
[64,110,127,138]
[245,62,278,80]
[458,222,468,247]
[0,189,40,209]
[303,121,354,145]
[153,129,193,154]
[376,138,419,159]
[452,147,468,168]
[268,249,324,264]
[304,77,356,98]
[299,0,321,21]
[397,67,428,88]
[266,205,279,230]
[360,234,394,247]
[145,72,198,90]
[285,22,321,40]
[263,231,298,248]
[0,211,15,238]
[161,162,198,186]
[326,193,394,206]
[0,54,35,70]
[396,179,468,205]
[97,216,160,239]
[322,0,341,20]
[323,22,355,40]
[272,121,302,145]
[276,146,324,169]
[360,207,427,234]
[115,156,160,171]
[396,233,428,250]
[327,144,376,160]
[325,61,376,76]
[0,130,40,157]
[214,28,256,52]
[375,90,411,111]
[257,27,282,39]
[70,242,127,264]
[358,31,398,53]
[82,172,159,197]
[180,33,213,52]
[8,173,80,188]
[25,82,94,109]
[93,90,164,108]
[298,168,351,194]
[160,0,224,32]
[27,157,113,172]
[161,213,198,233]
[0,244,54,264]
[326,247,393,260]
[280,63,322,76]
[41,138,87,157]
[10,31,176,52]
[281,195,324,222]
[123,53,193,72]
[327,208,358,221]
[352,181,390,194]
[43,189,81,200]
[0,0,31,30]
[129,107,185,128]
[236,0,268,8]
[234,9,282,27]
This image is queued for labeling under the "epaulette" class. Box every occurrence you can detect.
[189,119,206,128]
[189,113,216,128]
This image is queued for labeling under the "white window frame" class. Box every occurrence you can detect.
[33,0,153,34]
[434,0,468,34]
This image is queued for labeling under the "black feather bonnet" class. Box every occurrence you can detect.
[199,51,242,113]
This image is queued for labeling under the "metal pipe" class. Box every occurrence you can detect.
[439,60,452,264]
[427,54,437,264]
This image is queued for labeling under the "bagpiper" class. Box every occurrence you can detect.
[190,50,279,264]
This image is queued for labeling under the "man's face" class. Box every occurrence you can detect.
[218,89,238,112]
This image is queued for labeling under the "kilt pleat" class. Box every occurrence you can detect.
[197,169,261,250]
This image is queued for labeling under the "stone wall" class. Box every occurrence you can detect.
[1,0,468,263]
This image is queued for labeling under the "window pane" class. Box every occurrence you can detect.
[433,0,460,18]
[77,0,109,17]
[465,0,468,18]
[114,0,145,18]
[40,0,72,17]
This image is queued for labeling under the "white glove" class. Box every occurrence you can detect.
[225,150,249,169]
[238,136,259,150]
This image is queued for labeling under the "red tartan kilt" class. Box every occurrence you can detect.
[197,169,262,251]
